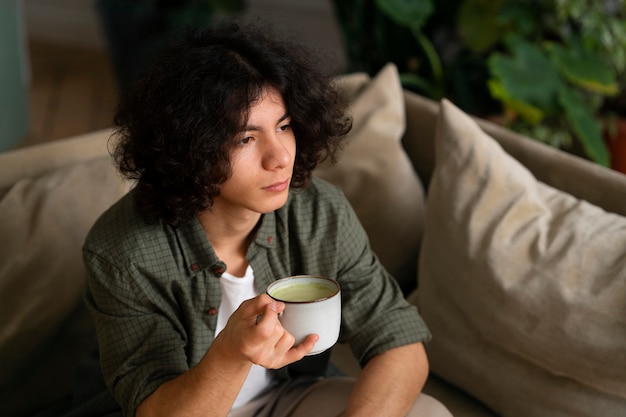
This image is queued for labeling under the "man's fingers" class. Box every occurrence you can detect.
[240,298,320,368]
[283,334,319,363]
[237,295,284,329]
[274,327,297,352]
[239,294,274,314]
[256,300,284,326]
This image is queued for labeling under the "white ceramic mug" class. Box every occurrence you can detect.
[266,275,341,356]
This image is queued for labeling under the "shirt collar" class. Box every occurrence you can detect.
[175,211,277,275]
[254,211,277,249]
[175,217,221,275]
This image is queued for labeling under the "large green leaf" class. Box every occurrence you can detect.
[488,36,562,116]
[557,85,610,166]
[548,39,618,96]
[487,79,544,124]
[457,0,503,53]
[375,0,433,29]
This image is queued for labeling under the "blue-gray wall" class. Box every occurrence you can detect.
[0,0,29,151]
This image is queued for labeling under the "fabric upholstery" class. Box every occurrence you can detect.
[315,64,426,292]
[417,99,626,417]
[0,155,129,412]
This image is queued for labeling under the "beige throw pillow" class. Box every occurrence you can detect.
[417,99,626,416]
[0,156,130,388]
[315,64,426,291]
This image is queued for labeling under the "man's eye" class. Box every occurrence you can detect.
[237,136,253,145]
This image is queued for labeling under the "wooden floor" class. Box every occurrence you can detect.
[16,39,119,149]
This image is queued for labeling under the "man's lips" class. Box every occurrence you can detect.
[263,179,290,192]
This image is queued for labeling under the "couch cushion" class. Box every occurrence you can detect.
[315,64,426,292]
[417,99,626,417]
[0,155,130,414]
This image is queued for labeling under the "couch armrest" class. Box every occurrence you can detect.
[402,91,626,217]
[0,129,114,190]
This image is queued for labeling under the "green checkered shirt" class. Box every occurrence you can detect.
[83,176,430,417]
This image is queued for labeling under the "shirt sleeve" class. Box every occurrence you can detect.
[83,249,189,417]
[333,196,431,366]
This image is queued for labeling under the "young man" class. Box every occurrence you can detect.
[83,22,453,417]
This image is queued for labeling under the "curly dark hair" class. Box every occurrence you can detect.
[110,22,352,226]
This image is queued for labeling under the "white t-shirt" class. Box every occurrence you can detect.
[216,265,275,410]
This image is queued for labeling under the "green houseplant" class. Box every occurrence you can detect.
[478,0,624,168]
[332,0,626,168]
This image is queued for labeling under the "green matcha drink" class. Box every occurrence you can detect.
[269,282,335,302]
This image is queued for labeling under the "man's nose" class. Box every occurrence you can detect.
[263,135,292,169]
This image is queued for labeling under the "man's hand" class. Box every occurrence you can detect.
[137,294,318,417]
[216,294,319,369]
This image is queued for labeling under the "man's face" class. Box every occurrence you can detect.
[213,88,296,216]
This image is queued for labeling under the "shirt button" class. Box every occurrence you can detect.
[213,266,225,275]
[190,263,199,271]
[267,236,274,244]
[207,307,218,316]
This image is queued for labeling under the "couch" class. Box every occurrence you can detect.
[1,64,625,417]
